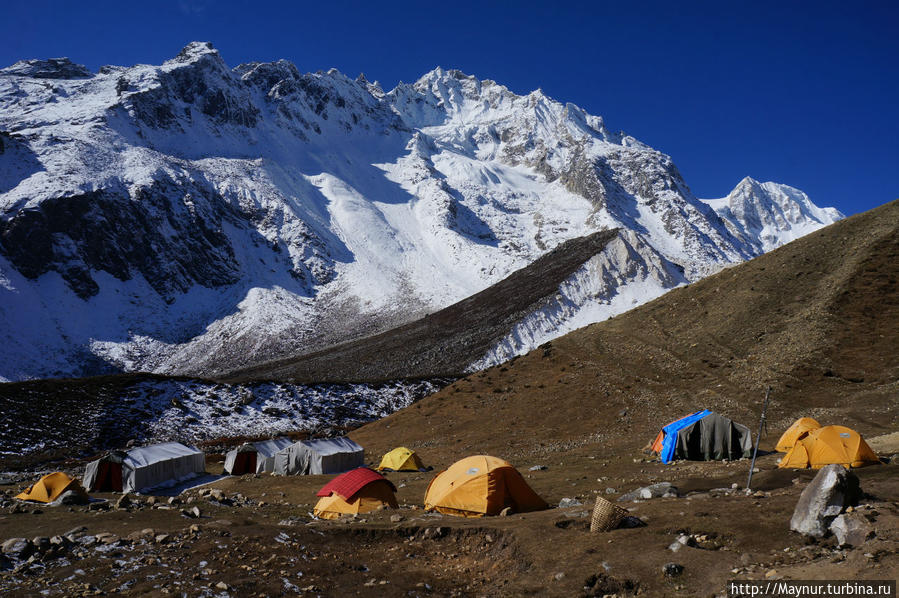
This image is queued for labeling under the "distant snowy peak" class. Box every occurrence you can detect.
[702,177,843,252]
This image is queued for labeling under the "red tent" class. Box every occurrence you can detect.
[316,467,396,500]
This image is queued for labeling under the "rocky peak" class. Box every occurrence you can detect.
[0,57,93,80]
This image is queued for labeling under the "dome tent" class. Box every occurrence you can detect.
[775,417,821,453]
[424,455,547,517]
[779,425,879,469]
[377,447,427,472]
[313,467,398,519]
[16,472,89,504]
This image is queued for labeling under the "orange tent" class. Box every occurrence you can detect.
[778,425,880,469]
[15,472,89,503]
[775,417,821,453]
[313,468,398,520]
[423,455,547,517]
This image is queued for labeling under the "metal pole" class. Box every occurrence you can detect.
[746,386,771,491]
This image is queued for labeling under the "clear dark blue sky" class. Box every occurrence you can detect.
[3,0,897,215]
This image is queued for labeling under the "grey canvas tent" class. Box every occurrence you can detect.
[83,442,205,493]
[668,412,753,462]
[273,437,364,476]
[223,437,293,475]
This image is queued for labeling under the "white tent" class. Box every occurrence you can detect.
[223,437,293,475]
[273,437,364,476]
[83,442,205,493]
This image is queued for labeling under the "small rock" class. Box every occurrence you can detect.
[605,488,617,494]
[662,563,683,577]
[30,536,51,554]
[209,489,225,501]
[155,534,171,544]
[529,465,547,471]
[389,514,404,523]
[65,526,87,539]
[765,569,778,579]
[115,494,132,509]
[167,496,182,506]
[215,581,229,590]
[830,513,871,547]
[2,538,33,559]
[189,524,201,534]
[553,572,565,581]
[558,497,583,508]
[140,528,156,537]
[54,490,89,506]
[182,506,201,519]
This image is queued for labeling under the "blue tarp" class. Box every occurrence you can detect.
[659,409,711,463]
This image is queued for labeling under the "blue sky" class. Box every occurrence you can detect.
[2,0,896,216]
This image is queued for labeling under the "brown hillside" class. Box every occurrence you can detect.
[224,229,621,383]
[352,198,899,465]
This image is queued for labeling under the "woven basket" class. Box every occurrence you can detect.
[590,497,628,532]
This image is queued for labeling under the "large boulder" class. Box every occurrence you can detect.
[790,464,860,537]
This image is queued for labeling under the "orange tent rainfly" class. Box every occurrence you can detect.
[15,472,89,504]
[775,417,821,453]
[778,425,880,469]
[313,467,398,520]
[423,455,548,517]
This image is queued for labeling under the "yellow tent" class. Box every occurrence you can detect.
[423,455,548,518]
[775,417,822,452]
[312,467,398,520]
[377,447,425,472]
[15,472,89,503]
[778,425,880,469]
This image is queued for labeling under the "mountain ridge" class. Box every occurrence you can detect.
[0,42,842,381]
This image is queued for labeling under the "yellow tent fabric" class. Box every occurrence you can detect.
[778,425,880,469]
[377,447,425,472]
[423,455,548,518]
[775,417,822,453]
[313,480,398,519]
[15,472,89,503]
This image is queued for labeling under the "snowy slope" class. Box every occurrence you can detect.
[701,177,843,253]
[0,44,842,381]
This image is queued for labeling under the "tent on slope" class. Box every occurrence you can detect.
[424,455,548,517]
[273,437,364,476]
[223,437,293,475]
[83,442,206,493]
[651,410,752,464]
[648,410,708,455]
[778,425,879,469]
[377,447,426,472]
[313,467,398,519]
[775,417,821,453]
[16,472,89,504]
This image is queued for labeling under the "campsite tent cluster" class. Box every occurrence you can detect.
[13,411,880,517]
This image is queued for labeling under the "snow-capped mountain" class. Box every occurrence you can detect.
[0,43,841,381]
[701,177,843,253]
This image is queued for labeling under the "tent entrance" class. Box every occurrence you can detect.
[231,452,257,475]
[93,462,123,492]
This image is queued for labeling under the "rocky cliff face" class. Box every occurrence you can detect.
[0,43,842,381]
